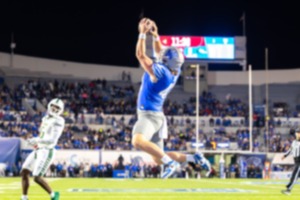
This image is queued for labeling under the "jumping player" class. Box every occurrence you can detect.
[132,18,211,179]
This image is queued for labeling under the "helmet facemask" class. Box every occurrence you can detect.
[47,98,64,117]
[50,104,61,115]
[159,47,184,72]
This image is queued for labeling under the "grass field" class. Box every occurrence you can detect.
[0,177,299,200]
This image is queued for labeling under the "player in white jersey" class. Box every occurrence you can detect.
[132,18,211,179]
[20,98,65,200]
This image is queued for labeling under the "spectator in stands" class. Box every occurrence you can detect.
[127,71,131,82]
[97,164,104,177]
[229,164,235,178]
[209,117,214,127]
[67,165,75,177]
[122,71,126,81]
[50,164,56,177]
[83,163,90,177]
[253,139,260,152]
[90,164,97,177]
[234,164,240,178]
[106,162,113,177]
[247,164,256,178]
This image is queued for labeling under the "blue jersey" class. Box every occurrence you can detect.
[137,63,180,112]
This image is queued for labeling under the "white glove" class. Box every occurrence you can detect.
[27,138,39,146]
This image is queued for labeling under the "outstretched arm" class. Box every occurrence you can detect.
[282,142,293,160]
[150,20,163,56]
[136,18,156,81]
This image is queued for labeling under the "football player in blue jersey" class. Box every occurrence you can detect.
[132,18,211,179]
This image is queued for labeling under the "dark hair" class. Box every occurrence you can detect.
[291,128,300,135]
[290,129,296,135]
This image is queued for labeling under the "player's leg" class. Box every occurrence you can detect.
[132,112,178,178]
[150,134,167,164]
[149,133,211,177]
[33,176,52,193]
[20,151,36,200]
[166,152,187,163]
[282,164,300,195]
[132,112,170,162]
[150,133,180,178]
[33,149,59,200]
[153,151,210,168]
[133,132,182,179]
[20,169,31,200]
[150,133,211,176]
[151,152,186,164]
[167,151,212,176]
[132,133,165,159]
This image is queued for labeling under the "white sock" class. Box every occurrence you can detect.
[21,195,28,200]
[186,154,196,163]
[161,155,172,164]
[50,192,55,198]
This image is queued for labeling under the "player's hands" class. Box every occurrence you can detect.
[150,20,158,37]
[138,18,152,33]
[27,138,39,146]
[281,155,285,160]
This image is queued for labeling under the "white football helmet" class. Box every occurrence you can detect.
[47,98,64,117]
[159,47,184,71]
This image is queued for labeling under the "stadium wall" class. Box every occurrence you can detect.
[0,52,300,85]
[0,52,144,82]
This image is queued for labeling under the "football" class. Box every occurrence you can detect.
[139,19,153,32]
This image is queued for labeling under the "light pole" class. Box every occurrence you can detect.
[10,32,16,68]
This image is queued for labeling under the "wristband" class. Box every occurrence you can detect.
[139,33,146,40]
[154,36,160,42]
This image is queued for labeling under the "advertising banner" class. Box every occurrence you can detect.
[237,154,266,178]
[101,151,154,165]
[53,150,100,166]
[0,138,21,165]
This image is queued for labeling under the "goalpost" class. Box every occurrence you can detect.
[195,64,200,153]
[194,64,253,153]
[248,64,253,152]
[192,64,253,178]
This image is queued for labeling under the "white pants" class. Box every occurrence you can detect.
[22,148,55,176]
[132,110,165,148]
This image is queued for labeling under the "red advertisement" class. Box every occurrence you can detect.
[160,36,205,47]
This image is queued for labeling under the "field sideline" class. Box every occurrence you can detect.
[0,178,299,200]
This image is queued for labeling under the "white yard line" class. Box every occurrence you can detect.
[2,194,300,198]
[191,180,285,189]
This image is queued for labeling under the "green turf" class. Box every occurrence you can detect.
[0,177,298,200]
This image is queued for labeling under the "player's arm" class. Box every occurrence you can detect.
[136,18,156,80]
[282,142,293,160]
[150,20,163,55]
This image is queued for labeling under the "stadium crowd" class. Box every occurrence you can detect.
[10,79,252,117]
[0,80,299,154]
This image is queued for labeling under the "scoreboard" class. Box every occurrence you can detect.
[160,36,235,60]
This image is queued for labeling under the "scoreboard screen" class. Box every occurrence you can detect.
[160,36,235,59]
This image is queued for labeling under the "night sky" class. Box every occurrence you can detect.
[0,1,299,70]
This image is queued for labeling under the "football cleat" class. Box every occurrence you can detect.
[281,189,291,195]
[194,152,212,176]
[51,191,60,200]
[161,160,180,179]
